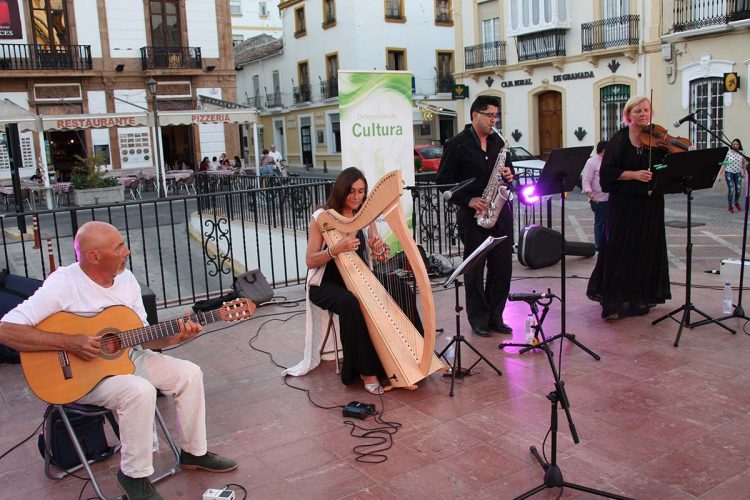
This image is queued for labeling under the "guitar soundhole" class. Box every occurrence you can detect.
[99,332,122,357]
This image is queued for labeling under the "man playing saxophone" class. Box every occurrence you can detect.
[436,95,514,337]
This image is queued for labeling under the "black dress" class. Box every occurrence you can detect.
[308,230,386,385]
[586,127,671,317]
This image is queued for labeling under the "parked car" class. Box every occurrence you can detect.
[506,146,544,185]
[414,145,443,171]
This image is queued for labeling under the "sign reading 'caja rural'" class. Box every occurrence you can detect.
[553,71,595,82]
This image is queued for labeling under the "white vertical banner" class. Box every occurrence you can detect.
[339,70,415,223]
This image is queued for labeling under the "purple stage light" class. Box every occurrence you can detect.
[520,185,539,205]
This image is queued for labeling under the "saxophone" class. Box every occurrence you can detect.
[475,128,512,229]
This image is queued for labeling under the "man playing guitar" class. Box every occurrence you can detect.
[0,221,238,500]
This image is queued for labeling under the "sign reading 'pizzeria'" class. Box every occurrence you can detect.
[191,113,231,124]
[553,71,595,82]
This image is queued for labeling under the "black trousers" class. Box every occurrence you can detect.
[458,206,513,331]
[309,283,385,385]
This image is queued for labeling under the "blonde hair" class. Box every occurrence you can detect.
[621,96,651,126]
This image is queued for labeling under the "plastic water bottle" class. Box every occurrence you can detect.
[525,314,535,344]
[444,336,455,362]
[723,282,733,314]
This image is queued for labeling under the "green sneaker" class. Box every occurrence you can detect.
[180,450,238,472]
[116,470,163,500]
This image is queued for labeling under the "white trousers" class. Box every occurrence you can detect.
[78,349,207,478]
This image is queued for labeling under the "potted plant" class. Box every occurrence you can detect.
[71,153,125,206]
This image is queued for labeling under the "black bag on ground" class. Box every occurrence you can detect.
[233,269,274,305]
[517,225,595,269]
[38,406,119,470]
[193,290,240,313]
[0,269,43,364]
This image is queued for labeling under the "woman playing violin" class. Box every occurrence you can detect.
[587,95,671,319]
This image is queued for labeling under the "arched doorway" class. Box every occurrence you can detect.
[537,91,562,160]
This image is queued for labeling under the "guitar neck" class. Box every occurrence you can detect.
[118,310,220,348]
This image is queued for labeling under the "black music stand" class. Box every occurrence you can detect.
[512,147,600,360]
[650,147,735,346]
[438,236,505,397]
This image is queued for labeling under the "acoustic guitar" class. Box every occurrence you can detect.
[20,298,255,404]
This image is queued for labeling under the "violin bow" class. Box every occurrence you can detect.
[647,89,654,173]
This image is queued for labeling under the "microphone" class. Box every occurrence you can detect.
[442,177,476,201]
[508,292,556,302]
[673,112,696,127]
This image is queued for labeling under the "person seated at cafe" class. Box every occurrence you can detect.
[219,153,230,168]
[210,157,219,171]
[232,156,242,174]
[30,167,44,184]
[199,157,210,171]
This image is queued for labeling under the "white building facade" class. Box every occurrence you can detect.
[229,0,283,45]
[235,0,456,170]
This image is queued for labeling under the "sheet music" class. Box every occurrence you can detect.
[443,236,507,288]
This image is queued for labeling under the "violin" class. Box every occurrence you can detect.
[640,123,692,153]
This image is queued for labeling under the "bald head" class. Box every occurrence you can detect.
[75,222,119,261]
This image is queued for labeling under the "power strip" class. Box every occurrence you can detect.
[343,401,376,419]
[203,488,235,500]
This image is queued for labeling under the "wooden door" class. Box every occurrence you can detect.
[538,91,562,160]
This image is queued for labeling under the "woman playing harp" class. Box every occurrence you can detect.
[283,167,390,394]
[282,167,444,393]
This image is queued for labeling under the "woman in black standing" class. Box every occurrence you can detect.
[587,95,671,319]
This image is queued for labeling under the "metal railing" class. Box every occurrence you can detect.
[435,75,455,93]
[0,44,92,71]
[140,46,202,70]
[249,94,263,109]
[517,29,567,61]
[293,84,311,103]
[0,172,550,310]
[464,41,507,70]
[581,15,639,52]
[671,0,750,31]
[320,78,339,98]
[265,91,283,108]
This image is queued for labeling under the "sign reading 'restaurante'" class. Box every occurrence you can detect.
[54,116,140,129]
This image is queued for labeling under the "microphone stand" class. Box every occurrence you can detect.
[684,119,750,325]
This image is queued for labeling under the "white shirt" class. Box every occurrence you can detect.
[2,263,148,327]
[581,154,609,203]
[269,150,283,166]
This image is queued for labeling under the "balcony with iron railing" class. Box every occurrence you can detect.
[435,11,452,24]
[249,94,263,109]
[673,0,750,32]
[464,41,507,70]
[582,15,639,52]
[320,78,338,99]
[266,91,282,108]
[516,29,567,62]
[435,75,455,93]
[293,84,311,104]
[140,46,202,70]
[0,44,92,71]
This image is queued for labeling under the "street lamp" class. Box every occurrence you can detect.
[147,77,165,197]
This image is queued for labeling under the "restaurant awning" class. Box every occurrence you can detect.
[11,108,258,132]
[0,99,38,132]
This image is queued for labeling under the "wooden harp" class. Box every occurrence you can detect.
[316,170,447,389]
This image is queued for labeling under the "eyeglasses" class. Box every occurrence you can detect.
[477,111,499,120]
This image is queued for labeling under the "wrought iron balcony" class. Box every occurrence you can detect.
[581,15,639,52]
[464,41,507,70]
[435,75,455,93]
[320,78,338,99]
[516,29,566,62]
[0,44,92,71]
[293,84,311,104]
[265,91,282,108]
[249,94,263,109]
[672,0,750,31]
[435,12,452,24]
[140,46,202,70]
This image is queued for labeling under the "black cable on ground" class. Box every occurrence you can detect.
[0,419,44,462]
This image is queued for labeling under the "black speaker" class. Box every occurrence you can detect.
[138,282,159,325]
